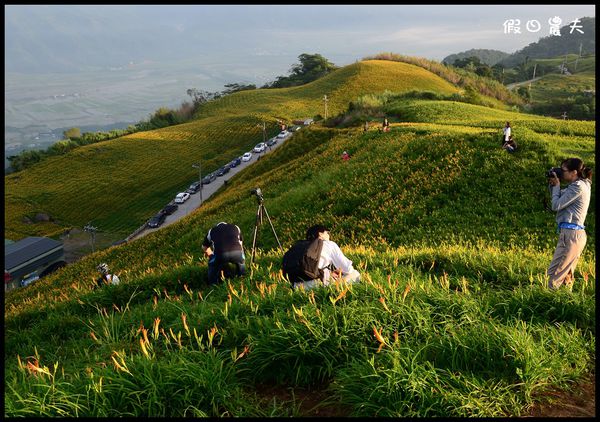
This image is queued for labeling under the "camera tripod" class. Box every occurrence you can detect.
[250,197,283,266]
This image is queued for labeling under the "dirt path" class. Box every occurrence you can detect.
[525,375,595,417]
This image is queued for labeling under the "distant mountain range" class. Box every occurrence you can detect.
[498,17,595,67]
[443,16,595,68]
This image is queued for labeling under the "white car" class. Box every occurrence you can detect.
[253,142,266,153]
[242,152,253,162]
[277,130,289,139]
[174,192,190,203]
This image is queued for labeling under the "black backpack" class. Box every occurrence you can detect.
[282,238,324,284]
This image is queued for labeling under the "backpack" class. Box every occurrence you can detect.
[282,238,324,284]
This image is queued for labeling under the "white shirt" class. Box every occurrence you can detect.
[318,240,355,281]
[503,126,511,140]
[108,274,120,285]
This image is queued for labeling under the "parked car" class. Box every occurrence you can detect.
[253,142,266,153]
[147,212,167,228]
[174,192,190,203]
[161,204,178,215]
[266,137,277,146]
[242,152,253,162]
[186,181,202,194]
[229,157,242,168]
[277,130,289,139]
[202,173,217,185]
[216,166,230,177]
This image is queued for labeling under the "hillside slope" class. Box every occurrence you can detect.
[4,64,595,417]
[5,60,461,240]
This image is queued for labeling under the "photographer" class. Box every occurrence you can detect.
[94,263,120,289]
[202,222,246,286]
[546,158,592,290]
[293,225,361,290]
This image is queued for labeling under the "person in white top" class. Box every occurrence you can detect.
[503,121,511,143]
[94,263,120,289]
[293,225,361,290]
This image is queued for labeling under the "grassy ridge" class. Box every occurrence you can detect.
[5,60,461,239]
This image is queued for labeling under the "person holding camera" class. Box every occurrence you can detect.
[546,158,592,290]
[202,222,246,286]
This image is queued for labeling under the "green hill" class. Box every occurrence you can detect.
[5,60,461,240]
[4,59,595,417]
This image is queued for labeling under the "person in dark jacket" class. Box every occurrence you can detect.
[202,222,246,286]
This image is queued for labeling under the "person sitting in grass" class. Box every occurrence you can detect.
[292,225,361,291]
[94,263,120,289]
[502,136,518,153]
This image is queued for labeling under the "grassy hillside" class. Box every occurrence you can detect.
[5,96,595,416]
[529,72,595,102]
[4,60,461,240]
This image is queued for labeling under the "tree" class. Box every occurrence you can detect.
[516,86,531,101]
[63,127,81,140]
[222,83,256,95]
[264,53,338,88]
[7,149,44,172]
[186,88,221,113]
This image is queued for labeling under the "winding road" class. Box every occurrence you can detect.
[128,131,294,241]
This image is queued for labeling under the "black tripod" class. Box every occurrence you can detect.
[250,188,283,266]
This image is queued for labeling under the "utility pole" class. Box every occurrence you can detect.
[192,162,202,203]
[575,42,583,72]
[83,222,97,252]
[323,95,329,119]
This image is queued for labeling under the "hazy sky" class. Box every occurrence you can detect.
[5,4,596,69]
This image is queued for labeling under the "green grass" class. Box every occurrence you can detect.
[4,244,595,416]
[4,56,595,417]
[529,72,595,104]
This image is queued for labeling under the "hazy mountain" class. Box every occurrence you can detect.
[442,49,510,66]
[499,17,595,68]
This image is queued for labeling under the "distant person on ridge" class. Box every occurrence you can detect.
[202,222,246,286]
[502,121,511,145]
[382,117,390,132]
[364,121,369,132]
[342,151,350,161]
